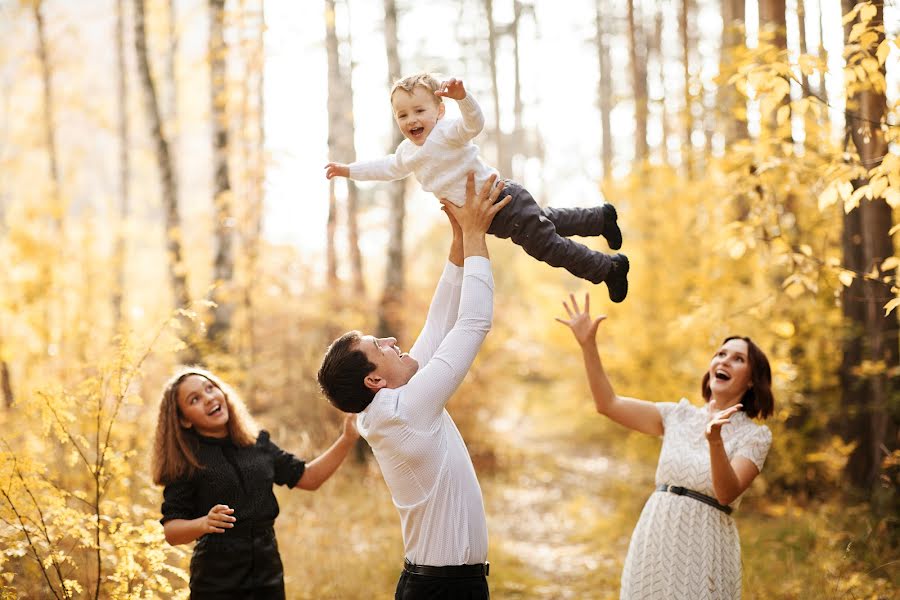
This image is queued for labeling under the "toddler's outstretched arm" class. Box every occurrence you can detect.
[435,77,467,101]
[324,162,349,179]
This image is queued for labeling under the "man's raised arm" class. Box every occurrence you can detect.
[409,174,500,364]
[403,173,509,426]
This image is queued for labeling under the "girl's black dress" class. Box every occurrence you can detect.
[161,430,305,600]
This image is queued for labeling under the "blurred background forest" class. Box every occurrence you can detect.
[0,0,898,598]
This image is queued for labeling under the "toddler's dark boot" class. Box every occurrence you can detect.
[605,253,629,303]
[601,204,622,250]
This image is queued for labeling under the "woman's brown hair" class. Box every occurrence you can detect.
[701,336,775,420]
[152,367,259,485]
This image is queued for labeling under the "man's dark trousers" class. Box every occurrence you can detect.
[395,570,489,600]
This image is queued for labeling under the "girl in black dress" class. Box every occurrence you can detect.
[152,367,358,599]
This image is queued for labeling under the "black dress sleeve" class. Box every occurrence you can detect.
[160,478,196,525]
[258,430,306,488]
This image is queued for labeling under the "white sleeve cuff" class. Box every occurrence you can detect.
[441,261,464,285]
[463,255,492,276]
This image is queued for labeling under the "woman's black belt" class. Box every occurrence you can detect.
[656,484,733,515]
[403,559,489,578]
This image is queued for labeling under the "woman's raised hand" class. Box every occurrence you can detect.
[555,293,606,347]
[202,504,236,534]
[705,400,743,445]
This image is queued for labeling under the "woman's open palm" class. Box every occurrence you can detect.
[555,293,606,346]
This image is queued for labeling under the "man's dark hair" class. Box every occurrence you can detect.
[317,331,378,413]
[701,335,775,419]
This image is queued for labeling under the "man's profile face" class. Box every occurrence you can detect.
[358,335,419,390]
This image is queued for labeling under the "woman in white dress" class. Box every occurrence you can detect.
[556,293,774,600]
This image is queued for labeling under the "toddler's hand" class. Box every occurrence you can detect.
[202,504,236,534]
[435,78,466,101]
[325,162,349,179]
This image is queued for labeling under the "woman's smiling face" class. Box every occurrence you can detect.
[176,374,230,437]
[707,338,752,404]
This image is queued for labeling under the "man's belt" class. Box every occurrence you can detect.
[403,559,489,578]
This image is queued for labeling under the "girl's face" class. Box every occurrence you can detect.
[391,85,445,146]
[176,375,230,437]
[707,338,752,405]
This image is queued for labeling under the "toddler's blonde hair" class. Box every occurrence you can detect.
[390,72,442,104]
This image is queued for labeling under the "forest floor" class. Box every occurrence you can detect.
[270,396,898,599]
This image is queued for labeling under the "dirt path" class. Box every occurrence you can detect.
[486,414,648,599]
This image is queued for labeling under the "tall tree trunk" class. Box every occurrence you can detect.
[627,0,648,162]
[680,0,693,176]
[207,0,236,349]
[816,0,829,104]
[595,0,613,177]
[1,357,11,409]
[133,0,197,362]
[239,0,266,406]
[32,1,61,355]
[759,0,788,134]
[511,0,523,179]
[721,0,747,145]
[483,0,506,175]
[32,1,61,226]
[165,0,178,150]
[377,0,406,342]
[651,5,669,165]
[796,0,811,95]
[113,0,130,331]
[341,0,363,296]
[839,0,897,493]
[326,178,339,287]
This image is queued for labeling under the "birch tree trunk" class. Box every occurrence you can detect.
[207,0,236,349]
[484,0,507,175]
[165,0,178,151]
[324,0,364,295]
[680,0,694,176]
[720,0,747,145]
[839,0,897,493]
[651,6,669,165]
[377,0,406,341]
[595,0,613,177]
[113,0,129,331]
[239,0,266,405]
[133,0,197,362]
[1,359,11,409]
[32,1,61,354]
[627,0,648,162]
[759,0,788,133]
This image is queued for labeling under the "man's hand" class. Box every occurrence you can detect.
[324,162,350,179]
[442,201,464,267]
[435,78,467,101]
[440,173,508,259]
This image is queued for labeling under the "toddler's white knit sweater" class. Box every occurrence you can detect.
[348,94,499,206]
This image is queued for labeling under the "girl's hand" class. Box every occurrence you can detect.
[202,504,235,534]
[555,293,605,347]
[325,162,349,179]
[435,78,467,101]
[342,413,359,441]
[705,400,743,445]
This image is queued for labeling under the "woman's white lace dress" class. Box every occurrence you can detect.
[620,399,772,599]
